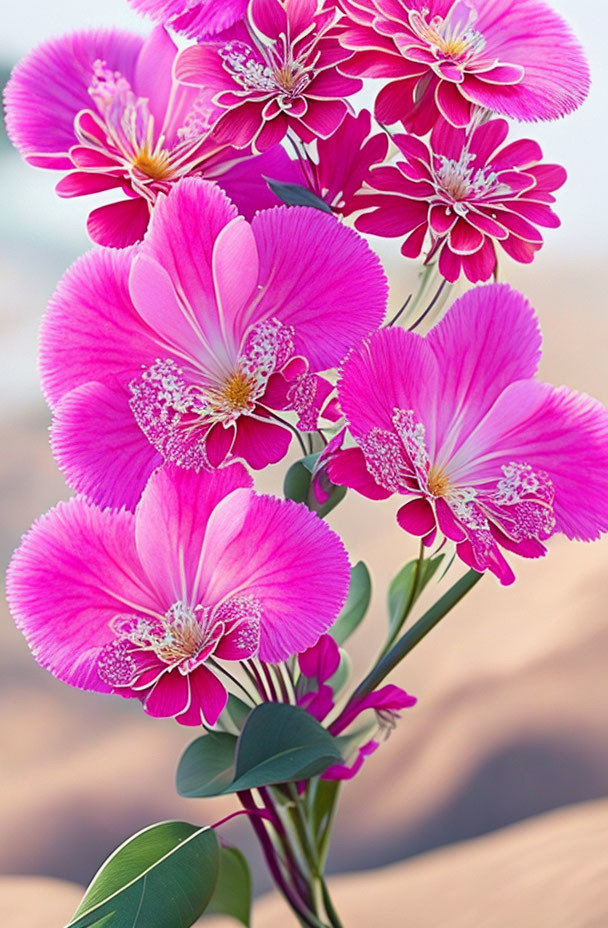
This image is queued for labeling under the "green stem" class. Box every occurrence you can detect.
[349,569,483,704]
[320,876,345,928]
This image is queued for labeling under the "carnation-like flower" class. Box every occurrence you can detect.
[40,178,388,511]
[354,119,566,282]
[328,285,608,584]
[128,0,248,39]
[6,465,350,726]
[298,635,416,780]
[4,25,298,246]
[175,0,363,153]
[305,109,390,215]
[338,0,590,133]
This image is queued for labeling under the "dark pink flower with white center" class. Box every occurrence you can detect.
[4,25,299,246]
[297,635,416,779]
[304,109,390,215]
[128,0,249,39]
[354,119,566,282]
[338,0,590,133]
[175,0,363,154]
[328,285,608,585]
[6,464,350,726]
[39,178,388,511]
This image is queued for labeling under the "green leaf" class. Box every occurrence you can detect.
[388,554,445,639]
[176,731,237,798]
[204,847,252,927]
[326,648,351,696]
[231,703,343,790]
[218,695,252,735]
[330,561,372,645]
[265,178,333,213]
[66,821,219,928]
[283,453,347,518]
[310,778,340,838]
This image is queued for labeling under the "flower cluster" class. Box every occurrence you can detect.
[3,1,608,924]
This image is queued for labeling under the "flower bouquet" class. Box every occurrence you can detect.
[5,0,606,925]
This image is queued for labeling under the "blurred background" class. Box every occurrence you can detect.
[1,1,607,925]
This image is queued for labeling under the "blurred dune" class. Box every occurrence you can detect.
[2,798,606,927]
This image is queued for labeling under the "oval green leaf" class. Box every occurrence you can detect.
[330,561,372,645]
[176,731,237,798]
[388,554,445,639]
[66,821,219,928]
[204,846,252,927]
[264,178,334,213]
[231,703,343,790]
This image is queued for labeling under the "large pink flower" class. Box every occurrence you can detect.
[6,464,350,726]
[127,0,249,39]
[354,119,566,282]
[175,0,363,153]
[4,25,298,246]
[338,0,590,133]
[328,285,608,584]
[40,179,388,511]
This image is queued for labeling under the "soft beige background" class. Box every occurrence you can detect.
[1,1,607,925]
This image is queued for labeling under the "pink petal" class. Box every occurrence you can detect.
[6,499,160,692]
[134,463,253,605]
[396,498,436,536]
[51,381,162,511]
[55,172,124,198]
[216,145,304,219]
[249,206,388,371]
[230,415,293,470]
[129,0,248,40]
[298,634,340,682]
[144,670,191,718]
[427,283,542,461]
[39,246,159,407]
[87,198,151,247]
[4,28,143,160]
[198,489,351,662]
[133,25,177,128]
[327,447,392,501]
[453,380,608,542]
[435,80,472,127]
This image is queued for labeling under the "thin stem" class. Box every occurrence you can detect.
[207,659,257,704]
[266,409,308,455]
[408,278,448,331]
[320,877,345,928]
[348,569,483,704]
[387,292,412,326]
[246,660,273,701]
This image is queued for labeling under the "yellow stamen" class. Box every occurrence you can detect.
[133,146,173,180]
[428,465,451,498]
[221,370,253,411]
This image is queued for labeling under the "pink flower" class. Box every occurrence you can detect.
[338,0,590,133]
[175,0,363,153]
[4,25,299,246]
[297,635,416,779]
[40,178,388,511]
[329,285,608,585]
[325,684,417,780]
[6,464,350,726]
[355,119,566,282]
[127,0,249,39]
[305,110,390,215]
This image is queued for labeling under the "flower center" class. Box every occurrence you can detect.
[427,465,451,497]
[409,5,485,62]
[132,146,174,181]
[219,369,254,412]
[434,151,508,208]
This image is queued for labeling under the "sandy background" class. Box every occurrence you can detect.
[1,0,607,925]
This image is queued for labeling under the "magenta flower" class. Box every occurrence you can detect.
[354,119,566,282]
[127,0,249,39]
[6,464,350,726]
[4,25,298,246]
[305,110,390,215]
[175,0,363,153]
[339,0,590,133]
[297,636,416,780]
[328,285,608,585]
[40,178,388,511]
